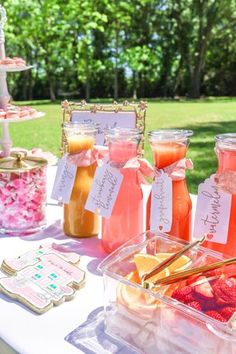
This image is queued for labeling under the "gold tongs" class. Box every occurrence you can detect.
[148,256,236,288]
[142,235,206,288]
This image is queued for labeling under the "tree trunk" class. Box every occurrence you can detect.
[49,78,56,102]
[189,72,201,98]
[114,27,119,100]
[132,71,137,99]
[85,77,90,102]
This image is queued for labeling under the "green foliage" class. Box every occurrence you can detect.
[1,0,236,99]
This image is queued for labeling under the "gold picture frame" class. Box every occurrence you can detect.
[61,100,147,156]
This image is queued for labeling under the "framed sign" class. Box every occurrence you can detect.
[61,100,147,155]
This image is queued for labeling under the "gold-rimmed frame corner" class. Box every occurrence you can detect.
[60,100,147,156]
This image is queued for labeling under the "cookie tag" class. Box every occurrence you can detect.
[193,176,232,244]
[85,163,123,218]
[150,171,172,232]
[51,155,77,204]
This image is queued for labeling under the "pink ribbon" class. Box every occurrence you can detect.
[67,145,108,167]
[215,171,236,195]
[155,158,193,181]
[122,157,154,184]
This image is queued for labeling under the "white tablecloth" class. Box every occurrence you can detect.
[0,167,197,354]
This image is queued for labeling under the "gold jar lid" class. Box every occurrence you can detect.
[0,151,48,172]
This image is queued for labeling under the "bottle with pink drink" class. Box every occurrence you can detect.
[102,128,143,253]
[202,133,236,256]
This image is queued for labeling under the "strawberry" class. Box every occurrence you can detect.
[205,311,226,322]
[204,269,222,278]
[172,286,192,302]
[186,275,200,286]
[188,301,202,311]
[194,278,214,300]
[213,279,236,306]
[182,293,196,304]
[220,307,236,321]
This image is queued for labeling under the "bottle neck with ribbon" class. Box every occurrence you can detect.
[147,129,193,241]
[106,127,141,167]
[63,122,100,238]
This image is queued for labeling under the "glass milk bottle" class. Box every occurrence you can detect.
[146,130,193,241]
[202,133,236,256]
[102,128,143,253]
[63,122,99,237]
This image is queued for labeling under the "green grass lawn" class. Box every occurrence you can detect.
[4,99,236,193]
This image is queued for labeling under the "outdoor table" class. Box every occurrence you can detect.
[0,166,197,354]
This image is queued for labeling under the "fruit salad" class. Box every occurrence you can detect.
[171,266,236,323]
[117,252,192,318]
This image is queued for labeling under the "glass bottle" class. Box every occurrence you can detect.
[146,129,193,241]
[63,122,99,237]
[102,128,143,253]
[202,133,236,256]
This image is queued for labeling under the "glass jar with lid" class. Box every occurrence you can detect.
[0,151,47,235]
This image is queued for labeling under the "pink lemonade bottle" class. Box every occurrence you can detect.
[202,134,236,256]
[102,128,143,253]
[146,130,193,241]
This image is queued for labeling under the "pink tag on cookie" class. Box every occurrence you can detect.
[193,176,232,244]
[85,163,123,218]
[150,171,172,232]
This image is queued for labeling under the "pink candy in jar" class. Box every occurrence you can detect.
[0,152,47,235]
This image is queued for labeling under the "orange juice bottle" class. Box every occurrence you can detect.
[146,130,193,241]
[202,133,236,256]
[63,122,99,237]
[102,128,143,253]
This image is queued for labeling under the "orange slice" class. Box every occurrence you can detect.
[134,253,170,283]
[117,270,158,319]
[155,252,192,273]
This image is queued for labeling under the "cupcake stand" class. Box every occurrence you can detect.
[0,5,44,157]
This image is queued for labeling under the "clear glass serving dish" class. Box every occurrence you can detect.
[98,231,236,354]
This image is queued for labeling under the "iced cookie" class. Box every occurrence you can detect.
[0,252,85,314]
[1,243,81,275]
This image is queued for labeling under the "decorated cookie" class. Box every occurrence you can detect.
[0,252,85,314]
[1,243,81,275]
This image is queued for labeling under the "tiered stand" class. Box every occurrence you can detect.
[0,5,45,157]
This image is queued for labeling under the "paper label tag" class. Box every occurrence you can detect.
[150,171,172,232]
[85,163,123,218]
[51,155,77,204]
[193,176,232,244]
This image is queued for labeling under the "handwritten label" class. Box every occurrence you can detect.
[71,111,136,145]
[85,163,123,218]
[51,155,77,204]
[150,171,172,232]
[193,176,232,244]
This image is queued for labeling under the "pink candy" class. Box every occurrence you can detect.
[0,167,47,235]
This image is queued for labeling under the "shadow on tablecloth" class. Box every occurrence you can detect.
[65,307,138,354]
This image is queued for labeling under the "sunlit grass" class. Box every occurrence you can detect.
[2,99,236,193]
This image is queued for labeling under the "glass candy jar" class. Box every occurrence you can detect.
[63,122,100,238]
[0,152,47,235]
[102,127,144,253]
[146,130,193,241]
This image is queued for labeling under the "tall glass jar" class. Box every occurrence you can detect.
[102,128,143,253]
[202,133,236,256]
[63,122,99,237]
[0,151,47,235]
[146,130,193,241]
